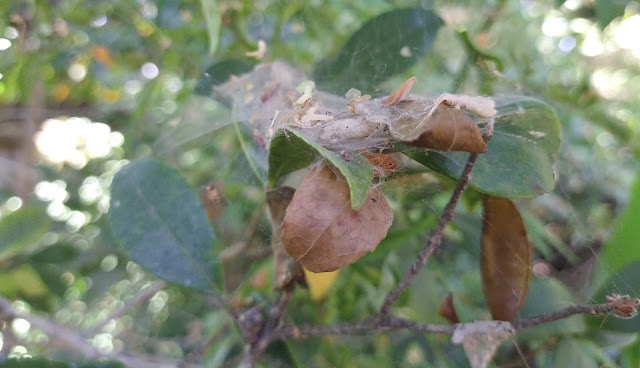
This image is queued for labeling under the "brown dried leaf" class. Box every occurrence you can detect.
[198,183,225,223]
[385,76,416,106]
[281,164,393,272]
[439,292,461,324]
[481,196,532,321]
[361,151,399,177]
[407,107,486,153]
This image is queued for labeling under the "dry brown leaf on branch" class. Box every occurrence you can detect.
[281,164,393,272]
[439,292,461,324]
[361,151,399,177]
[384,76,416,106]
[481,196,532,321]
[407,107,486,153]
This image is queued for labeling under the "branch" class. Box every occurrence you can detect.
[0,295,177,368]
[512,303,617,331]
[378,120,495,319]
[271,301,622,341]
[84,280,167,336]
[237,286,294,368]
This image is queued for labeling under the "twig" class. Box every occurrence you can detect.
[84,280,167,336]
[237,286,294,368]
[512,303,616,331]
[510,337,532,368]
[271,301,620,341]
[378,120,495,319]
[0,295,177,368]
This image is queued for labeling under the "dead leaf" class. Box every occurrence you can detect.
[267,187,303,289]
[407,107,486,153]
[361,151,399,177]
[481,196,532,321]
[439,292,461,324]
[198,183,225,223]
[452,321,514,368]
[281,164,393,272]
[385,76,416,106]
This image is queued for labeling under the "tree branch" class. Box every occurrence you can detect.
[271,301,621,341]
[84,280,167,336]
[0,295,177,368]
[238,286,295,368]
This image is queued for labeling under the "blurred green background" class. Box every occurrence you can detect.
[1,0,640,366]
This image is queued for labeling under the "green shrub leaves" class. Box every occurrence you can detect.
[109,159,222,291]
[314,8,442,92]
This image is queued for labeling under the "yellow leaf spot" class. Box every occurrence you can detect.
[303,267,340,301]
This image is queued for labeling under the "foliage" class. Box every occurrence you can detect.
[0,0,639,367]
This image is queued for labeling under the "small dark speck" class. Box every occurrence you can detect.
[371,198,377,202]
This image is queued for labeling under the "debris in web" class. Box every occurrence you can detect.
[451,321,514,368]
[213,62,497,155]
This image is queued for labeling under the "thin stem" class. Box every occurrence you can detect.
[512,303,616,331]
[84,280,167,336]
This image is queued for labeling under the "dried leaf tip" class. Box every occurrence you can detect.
[385,76,417,106]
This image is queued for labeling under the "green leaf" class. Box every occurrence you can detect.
[0,206,50,260]
[600,172,640,274]
[313,7,442,93]
[268,128,374,210]
[622,335,640,367]
[517,278,585,341]
[589,260,640,332]
[29,243,78,264]
[553,339,599,368]
[234,122,268,184]
[200,0,221,55]
[523,212,578,264]
[595,0,628,29]
[0,264,48,299]
[399,97,561,198]
[109,159,222,291]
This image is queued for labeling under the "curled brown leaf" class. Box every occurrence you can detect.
[439,292,461,324]
[281,164,393,272]
[481,196,531,321]
[385,76,416,106]
[407,107,486,153]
